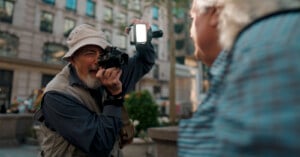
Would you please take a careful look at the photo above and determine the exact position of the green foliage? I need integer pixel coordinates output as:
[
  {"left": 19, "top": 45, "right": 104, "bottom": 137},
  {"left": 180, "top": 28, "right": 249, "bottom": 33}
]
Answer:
[{"left": 124, "top": 90, "right": 159, "bottom": 137}]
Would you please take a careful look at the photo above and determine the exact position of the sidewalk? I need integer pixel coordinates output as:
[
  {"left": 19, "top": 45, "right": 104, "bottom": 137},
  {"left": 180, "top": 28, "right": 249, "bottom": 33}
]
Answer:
[{"left": 0, "top": 144, "right": 39, "bottom": 157}]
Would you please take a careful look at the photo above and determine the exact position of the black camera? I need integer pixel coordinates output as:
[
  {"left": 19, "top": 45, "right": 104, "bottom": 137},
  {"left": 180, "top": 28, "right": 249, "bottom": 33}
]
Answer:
[
  {"left": 98, "top": 46, "right": 129, "bottom": 69},
  {"left": 98, "top": 24, "right": 163, "bottom": 69}
]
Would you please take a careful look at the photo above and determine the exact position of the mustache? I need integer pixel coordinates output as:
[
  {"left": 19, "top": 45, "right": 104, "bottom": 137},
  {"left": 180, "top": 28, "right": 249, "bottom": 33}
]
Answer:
[{"left": 88, "top": 65, "right": 99, "bottom": 72}]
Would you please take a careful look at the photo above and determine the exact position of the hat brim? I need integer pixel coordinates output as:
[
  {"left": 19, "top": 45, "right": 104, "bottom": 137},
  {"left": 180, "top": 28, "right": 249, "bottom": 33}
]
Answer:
[{"left": 62, "top": 37, "right": 111, "bottom": 61}]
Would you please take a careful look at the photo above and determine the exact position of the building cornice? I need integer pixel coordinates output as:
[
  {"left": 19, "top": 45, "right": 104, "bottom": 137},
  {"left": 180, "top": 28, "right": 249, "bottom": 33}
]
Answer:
[{"left": 0, "top": 57, "right": 63, "bottom": 74}]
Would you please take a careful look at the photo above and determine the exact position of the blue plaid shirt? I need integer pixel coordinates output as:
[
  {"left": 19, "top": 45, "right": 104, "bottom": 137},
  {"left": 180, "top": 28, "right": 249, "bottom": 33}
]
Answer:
[
  {"left": 178, "top": 50, "right": 228, "bottom": 157},
  {"left": 214, "top": 9, "right": 300, "bottom": 157}
]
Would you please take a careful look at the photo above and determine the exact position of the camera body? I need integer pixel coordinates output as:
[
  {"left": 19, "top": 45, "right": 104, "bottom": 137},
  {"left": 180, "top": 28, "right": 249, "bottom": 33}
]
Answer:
[{"left": 98, "top": 46, "right": 129, "bottom": 69}]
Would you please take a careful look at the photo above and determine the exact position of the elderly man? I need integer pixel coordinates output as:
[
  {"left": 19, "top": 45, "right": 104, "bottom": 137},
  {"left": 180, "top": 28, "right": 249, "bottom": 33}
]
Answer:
[
  {"left": 178, "top": 0, "right": 225, "bottom": 156},
  {"left": 180, "top": 0, "right": 300, "bottom": 156},
  {"left": 36, "top": 21, "right": 155, "bottom": 157},
  {"left": 214, "top": 0, "right": 300, "bottom": 156}
]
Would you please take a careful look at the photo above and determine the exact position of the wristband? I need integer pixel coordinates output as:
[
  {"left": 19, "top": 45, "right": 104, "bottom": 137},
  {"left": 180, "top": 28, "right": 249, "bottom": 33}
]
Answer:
[
  {"left": 108, "top": 92, "right": 123, "bottom": 99},
  {"left": 103, "top": 98, "right": 124, "bottom": 107},
  {"left": 104, "top": 90, "right": 124, "bottom": 106}
]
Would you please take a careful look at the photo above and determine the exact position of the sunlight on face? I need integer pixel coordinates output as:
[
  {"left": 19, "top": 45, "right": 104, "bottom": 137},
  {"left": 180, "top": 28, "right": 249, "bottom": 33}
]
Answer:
[{"left": 190, "top": 1, "right": 203, "bottom": 61}]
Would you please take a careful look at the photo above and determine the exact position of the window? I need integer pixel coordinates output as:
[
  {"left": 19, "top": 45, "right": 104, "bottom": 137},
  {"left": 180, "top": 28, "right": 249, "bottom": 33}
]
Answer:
[
  {"left": 116, "top": 34, "right": 126, "bottom": 49},
  {"left": 116, "top": 12, "right": 126, "bottom": 29},
  {"left": 0, "top": 69, "right": 13, "bottom": 108},
  {"left": 151, "top": 24, "right": 159, "bottom": 31},
  {"left": 102, "top": 29, "right": 112, "bottom": 43},
  {"left": 41, "top": 74, "right": 54, "bottom": 87},
  {"left": 176, "top": 39, "right": 185, "bottom": 50},
  {"left": 152, "top": 6, "right": 159, "bottom": 20},
  {"left": 86, "top": 0, "right": 95, "bottom": 17},
  {"left": 66, "top": 0, "right": 77, "bottom": 11},
  {"left": 129, "top": 0, "right": 140, "bottom": 11},
  {"left": 42, "top": 0, "right": 55, "bottom": 5},
  {"left": 40, "top": 11, "right": 54, "bottom": 33},
  {"left": 0, "top": 0, "right": 15, "bottom": 23},
  {"left": 173, "top": 7, "right": 185, "bottom": 19},
  {"left": 103, "top": 7, "right": 113, "bottom": 23},
  {"left": 0, "top": 31, "right": 18, "bottom": 57},
  {"left": 153, "top": 64, "right": 159, "bottom": 79},
  {"left": 176, "top": 56, "right": 184, "bottom": 64},
  {"left": 118, "top": 0, "right": 127, "bottom": 8},
  {"left": 174, "top": 23, "right": 184, "bottom": 34},
  {"left": 153, "top": 86, "right": 161, "bottom": 94},
  {"left": 43, "top": 42, "right": 68, "bottom": 64},
  {"left": 64, "top": 18, "right": 75, "bottom": 37},
  {"left": 153, "top": 43, "right": 158, "bottom": 59}
]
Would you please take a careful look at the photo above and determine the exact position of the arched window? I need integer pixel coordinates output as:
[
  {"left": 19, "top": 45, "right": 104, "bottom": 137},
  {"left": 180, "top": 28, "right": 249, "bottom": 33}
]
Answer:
[
  {"left": 43, "top": 42, "right": 68, "bottom": 64},
  {"left": 0, "top": 31, "right": 19, "bottom": 57}
]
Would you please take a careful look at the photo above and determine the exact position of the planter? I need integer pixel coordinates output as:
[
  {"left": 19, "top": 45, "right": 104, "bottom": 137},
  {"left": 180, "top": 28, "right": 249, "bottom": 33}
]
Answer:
[
  {"left": 32, "top": 124, "right": 44, "bottom": 146},
  {"left": 0, "top": 113, "right": 33, "bottom": 147},
  {"left": 148, "top": 126, "right": 178, "bottom": 157}
]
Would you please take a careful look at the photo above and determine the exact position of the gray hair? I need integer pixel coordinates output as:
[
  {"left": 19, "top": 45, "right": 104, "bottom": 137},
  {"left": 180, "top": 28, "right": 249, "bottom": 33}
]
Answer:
[
  {"left": 218, "top": 0, "right": 300, "bottom": 50},
  {"left": 192, "top": 0, "right": 220, "bottom": 15}
]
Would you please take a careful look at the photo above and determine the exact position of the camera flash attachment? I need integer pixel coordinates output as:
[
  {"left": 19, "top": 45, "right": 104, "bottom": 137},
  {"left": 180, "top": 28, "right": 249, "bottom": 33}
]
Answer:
[{"left": 130, "top": 24, "right": 148, "bottom": 45}]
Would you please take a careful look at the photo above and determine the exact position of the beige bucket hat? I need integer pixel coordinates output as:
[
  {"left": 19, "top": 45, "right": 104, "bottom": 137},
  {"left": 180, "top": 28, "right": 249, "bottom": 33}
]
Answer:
[{"left": 63, "top": 24, "right": 111, "bottom": 60}]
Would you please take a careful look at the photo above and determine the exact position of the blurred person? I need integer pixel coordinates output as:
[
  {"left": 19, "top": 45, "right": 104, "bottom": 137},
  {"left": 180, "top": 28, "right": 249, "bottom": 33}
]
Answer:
[
  {"left": 35, "top": 20, "right": 155, "bottom": 157},
  {"left": 9, "top": 96, "right": 20, "bottom": 113},
  {"left": 212, "top": 0, "right": 300, "bottom": 156},
  {"left": 178, "top": 0, "right": 226, "bottom": 156}
]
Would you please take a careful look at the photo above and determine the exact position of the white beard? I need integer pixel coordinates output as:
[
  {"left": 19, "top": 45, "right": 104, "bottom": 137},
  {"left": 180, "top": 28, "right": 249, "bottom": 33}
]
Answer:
[{"left": 83, "top": 74, "right": 101, "bottom": 89}]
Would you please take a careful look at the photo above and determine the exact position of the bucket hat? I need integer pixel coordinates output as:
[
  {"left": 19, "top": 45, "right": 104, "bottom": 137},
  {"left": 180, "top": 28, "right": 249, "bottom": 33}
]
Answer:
[{"left": 63, "top": 24, "right": 111, "bottom": 60}]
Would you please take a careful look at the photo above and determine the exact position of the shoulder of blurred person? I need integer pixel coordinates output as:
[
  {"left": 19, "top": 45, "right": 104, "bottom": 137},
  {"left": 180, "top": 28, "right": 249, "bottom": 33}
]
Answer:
[{"left": 214, "top": 0, "right": 300, "bottom": 156}]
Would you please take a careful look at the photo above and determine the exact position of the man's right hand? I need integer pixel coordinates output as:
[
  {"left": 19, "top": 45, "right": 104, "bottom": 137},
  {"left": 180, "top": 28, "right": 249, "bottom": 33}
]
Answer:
[{"left": 96, "top": 67, "right": 122, "bottom": 95}]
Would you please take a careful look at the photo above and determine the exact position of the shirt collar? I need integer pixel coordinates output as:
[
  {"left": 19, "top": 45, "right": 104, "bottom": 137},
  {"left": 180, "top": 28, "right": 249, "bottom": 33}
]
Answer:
[{"left": 209, "top": 50, "right": 228, "bottom": 79}]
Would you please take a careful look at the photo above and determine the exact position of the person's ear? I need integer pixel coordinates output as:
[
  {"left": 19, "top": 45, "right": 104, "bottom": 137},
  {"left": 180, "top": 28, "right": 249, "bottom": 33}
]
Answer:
[{"left": 69, "top": 56, "right": 75, "bottom": 65}]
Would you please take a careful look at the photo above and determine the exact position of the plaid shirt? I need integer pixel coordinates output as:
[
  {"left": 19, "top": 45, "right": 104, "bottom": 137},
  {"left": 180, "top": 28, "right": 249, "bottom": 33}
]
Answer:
[
  {"left": 215, "top": 9, "right": 300, "bottom": 157},
  {"left": 178, "top": 50, "right": 228, "bottom": 157}
]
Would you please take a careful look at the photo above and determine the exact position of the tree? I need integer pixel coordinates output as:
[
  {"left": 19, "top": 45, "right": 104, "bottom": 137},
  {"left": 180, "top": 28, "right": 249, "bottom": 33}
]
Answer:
[{"left": 124, "top": 90, "right": 159, "bottom": 137}]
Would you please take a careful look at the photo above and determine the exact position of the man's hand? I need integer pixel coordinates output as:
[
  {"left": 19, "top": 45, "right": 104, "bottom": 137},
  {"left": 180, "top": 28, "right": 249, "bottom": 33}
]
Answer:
[{"left": 96, "top": 67, "right": 122, "bottom": 95}]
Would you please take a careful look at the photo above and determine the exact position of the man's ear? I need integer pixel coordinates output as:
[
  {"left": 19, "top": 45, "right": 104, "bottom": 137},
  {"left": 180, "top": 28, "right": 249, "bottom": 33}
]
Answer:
[
  {"left": 69, "top": 57, "right": 75, "bottom": 65},
  {"left": 209, "top": 7, "right": 219, "bottom": 27}
]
